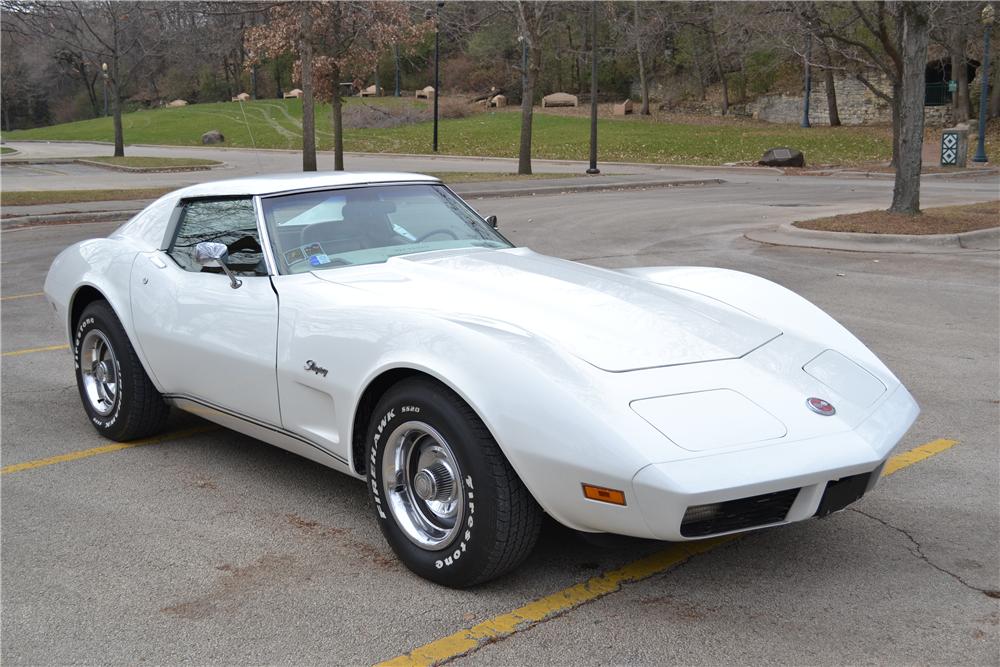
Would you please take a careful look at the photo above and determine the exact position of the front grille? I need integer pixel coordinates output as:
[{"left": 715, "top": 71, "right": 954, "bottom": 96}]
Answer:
[{"left": 680, "top": 488, "right": 800, "bottom": 537}]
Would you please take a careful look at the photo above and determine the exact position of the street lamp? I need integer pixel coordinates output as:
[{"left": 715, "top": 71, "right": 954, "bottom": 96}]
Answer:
[
  {"left": 586, "top": 0, "right": 599, "bottom": 175},
  {"left": 101, "top": 62, "right": 109, "bottom": 117},
  {"left": 973, "top": 4, "right": 994, "bottom": 163}
]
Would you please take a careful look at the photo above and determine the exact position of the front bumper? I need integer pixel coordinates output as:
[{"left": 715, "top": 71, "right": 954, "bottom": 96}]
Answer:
[{"left": 625, "top": 383, "right": 919, "bottom": 541}]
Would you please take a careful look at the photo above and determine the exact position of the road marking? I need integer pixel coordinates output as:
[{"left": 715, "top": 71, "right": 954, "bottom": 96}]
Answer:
[
  {"left": 881, "top": 438, "right": 959, "bottom": 476},
  {"left": 1, "top": 343, "right": 69, "bottom": 357},
  {"left": 0, "top": 291, "right": 45, "bottom": 301},
  {"left": 0, "top": 426, "right": 216, "bottom": 475},
  {"left": 377, "top": 437, "right": 960, "bottom": 667}
]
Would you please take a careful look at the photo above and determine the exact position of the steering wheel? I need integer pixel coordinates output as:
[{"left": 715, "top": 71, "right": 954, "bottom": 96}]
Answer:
[{"left": 415, "top": 228, "right": 459, "bottom": 243}]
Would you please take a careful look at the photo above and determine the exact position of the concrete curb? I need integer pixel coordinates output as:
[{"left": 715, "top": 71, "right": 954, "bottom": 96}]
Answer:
[
  {"left": 454, "top": 178, "right": 724, "bottom": 199},
  {"left": 745, "top": 221, "right": 1000, "bottom": 253},
  {"left": 1, "top": 177, "right": 724, "bottom": 228},
  {"left": 3, "top": 156, "right": 220, "bottom": 173}
]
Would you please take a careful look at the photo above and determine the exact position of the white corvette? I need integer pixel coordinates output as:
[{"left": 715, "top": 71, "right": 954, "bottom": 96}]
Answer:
[{"left": 45, "top": 172, "right": 919, "bottom": 587}]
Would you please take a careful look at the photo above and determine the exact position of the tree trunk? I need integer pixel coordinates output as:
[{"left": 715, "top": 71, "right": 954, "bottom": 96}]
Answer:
[
  {"left": 300, "top": 10, "right": 316, "bottom": 172},
  {"left": 890, "top": 3, "right": 930, "bottom": 215},
  {"left": 332, "top": 63, "right": 344, "bottom": 171},
  {"left": 953, "top": 26, "right": 969, "bottom": 122},
  {"left": 518, "top": 51, "right": 536, "bottom": 175},
  {"left": 821, "top": 41, "right": 841, "bottom": 126},
  {"left": 709, "top": 30, "right": 728, "bottom": 115},
  {"left": 635, "top": 1, "right": 649, "bottom": 115},
  {"left": 111, "top": 55, "right": 124, "bottom": 157}
]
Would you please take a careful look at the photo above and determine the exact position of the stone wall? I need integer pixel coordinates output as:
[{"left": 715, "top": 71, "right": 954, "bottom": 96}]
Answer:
[{"left": 740, "top": 73, "right": 964, "bottom": 127}]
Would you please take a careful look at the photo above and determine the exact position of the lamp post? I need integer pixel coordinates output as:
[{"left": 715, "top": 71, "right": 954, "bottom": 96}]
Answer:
[
  {"left": 801, "top": 31, "right": 812, "bottom": 128},
  {"left": 586, "top": 0, "right": 600, "bottom": 174},
  {"left": 973, "top": 4, "right": 994, "bottom": 163},
  {"left": 102, "top": 62, "right": 109, "bottom": 117}
]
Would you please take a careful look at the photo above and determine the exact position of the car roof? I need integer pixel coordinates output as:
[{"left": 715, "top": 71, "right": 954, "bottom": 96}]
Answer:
[{"left": 172, "top": 171, "right": 441, "bottom": 198}]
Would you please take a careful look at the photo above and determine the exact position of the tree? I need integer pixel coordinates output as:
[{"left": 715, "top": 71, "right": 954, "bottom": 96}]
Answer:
[
  {"left": 804, "top": 1, "right": 936, "bottom": 214},
  {"left": 247, "top": 1, "right": 426, "bottom": 171},
  {"left": 511, "top": 0, "right": 551, "bottom": 175},
  {"left": 3, "top": 1, "right": 163, "bottom": 156}
]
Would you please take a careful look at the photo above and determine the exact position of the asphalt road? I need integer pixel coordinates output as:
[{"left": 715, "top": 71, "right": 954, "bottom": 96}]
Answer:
[{"left": 2, "top": 175, "right": 998, "bottom": 665}]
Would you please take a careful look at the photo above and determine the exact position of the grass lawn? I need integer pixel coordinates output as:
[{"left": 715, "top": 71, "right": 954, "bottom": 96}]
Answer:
[
  {"left": 794, "top": 200, "right": 1000, "bottom": 234},
  {"left": 3, "top": 98, "right": 897, "bottom": 166},
  {"left": 0, "top": 172, "right": 574, "bottom": 207},
  {"left": 0, "top": 146, "right": 15, "bottom": 155},
  {"left": 80, "top": 155, "right": 220, "bottom": 169}
]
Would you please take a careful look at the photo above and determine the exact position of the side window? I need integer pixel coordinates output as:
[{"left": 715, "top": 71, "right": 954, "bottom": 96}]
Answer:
[{"left": 167, "top": 198, "right": 265, "bottom": 276}]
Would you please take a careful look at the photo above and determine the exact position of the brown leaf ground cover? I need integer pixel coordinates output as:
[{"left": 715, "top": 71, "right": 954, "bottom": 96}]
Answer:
[{"left": 794, "top": 200, "right": 999, "bottom": 235}]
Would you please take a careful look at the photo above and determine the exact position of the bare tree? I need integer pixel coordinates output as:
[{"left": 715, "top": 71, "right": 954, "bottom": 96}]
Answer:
[
  {"left": 801, "top": 1, "right": 936, "bottom": 214},
  {"left": 512, "top": 0, "right": 550, "bottom": 175},
  {"left": 3, "top": 1, "right": 164, "bottom": 156}
]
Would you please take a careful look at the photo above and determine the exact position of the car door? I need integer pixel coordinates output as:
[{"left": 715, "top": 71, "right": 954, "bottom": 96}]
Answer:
[{"left": 130, "top": 197, "right": 281, "bottom": 425}]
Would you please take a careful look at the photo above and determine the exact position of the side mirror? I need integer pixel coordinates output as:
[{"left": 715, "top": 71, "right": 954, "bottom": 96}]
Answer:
[
  {"left": 195, "top": 241, "right": 242, "bottom": 289},
  {"left": 485, "top": 215, "right": 498, "bottom": 228}
]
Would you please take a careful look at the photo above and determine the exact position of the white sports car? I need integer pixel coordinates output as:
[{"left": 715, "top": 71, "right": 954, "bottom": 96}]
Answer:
[{"left": 45, "top": 172, "right": 919, "bottom": 587}]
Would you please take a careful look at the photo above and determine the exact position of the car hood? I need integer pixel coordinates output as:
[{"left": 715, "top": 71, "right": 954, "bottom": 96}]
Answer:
[{"left": 315, "top": 248, "right": 781, "bottom": 372}]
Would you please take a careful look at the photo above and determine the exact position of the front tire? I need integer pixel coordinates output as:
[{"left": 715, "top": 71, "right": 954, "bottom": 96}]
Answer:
[
  {"left": 367, "top": 378, "right": 541, "bottom": 587},
  {"left": 73, "top": 301, "right": 169, "bottom": 441}
]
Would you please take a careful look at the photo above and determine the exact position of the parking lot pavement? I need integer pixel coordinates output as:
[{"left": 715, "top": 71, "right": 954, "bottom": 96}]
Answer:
[{"left": 2, "top": 181, "right": 998, "bottom": 664}]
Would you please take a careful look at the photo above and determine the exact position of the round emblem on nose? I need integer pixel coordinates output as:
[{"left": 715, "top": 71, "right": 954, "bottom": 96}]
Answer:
[{"left": 806, "top": 397, "right": 836, "bottom": 416}]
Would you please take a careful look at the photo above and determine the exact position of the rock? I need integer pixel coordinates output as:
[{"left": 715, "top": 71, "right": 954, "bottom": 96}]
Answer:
[
  {"left": 283, "top": 88, "right": 303, "bottom": 99},
  {"left": 542, "top": 92, "right": 578, "bottom": 108},
  {"left": 759, "top": 147, "right": 805, "bottom": 167},
  {"left": 166, "top": 99, "right": 188, "bottom": 108},
  {"left": 201, "top": 130, "right": 225, "bottom": 145},
  {"left": 490, "top": 94, "right": 507, "bottom": 108},
  {"left": 415, "top": 86, "right": 435, "bottom": 100}
]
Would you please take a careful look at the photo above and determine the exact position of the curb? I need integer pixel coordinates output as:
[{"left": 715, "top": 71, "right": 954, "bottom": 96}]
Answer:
[
  {"left": 3, "top": 156, "right": 220, "bottom": 173},
  {"left": 745, "top": 222, "right": 1000, "bottom": 253},
  {"left": 1, "top": 177, "right": 724, "bottom": 228},
  {"left": 454, "top": 178, "right": 724, "bottom": 199}
]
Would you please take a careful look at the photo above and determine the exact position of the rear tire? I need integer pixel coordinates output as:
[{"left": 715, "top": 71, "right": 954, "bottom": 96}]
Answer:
[
  {"left": 74, "top": 301, "right": 169, "bottom": 441},
  {"left": 367, "top": 378, "right": 541, "bottom": 587}
]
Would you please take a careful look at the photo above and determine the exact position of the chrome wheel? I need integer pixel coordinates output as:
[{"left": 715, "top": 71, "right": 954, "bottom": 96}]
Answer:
[
  {"left": 80, "top": 330, "right": 119, "bottom": 416},
  {"left": 381, "top": 421, "right": 463, "bottom": 549}
]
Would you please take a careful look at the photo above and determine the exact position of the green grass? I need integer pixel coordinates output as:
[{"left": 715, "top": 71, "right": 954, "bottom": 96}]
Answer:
[
  {"left": 3, "top": 98, "right": 895, "bottom": 165},
  {"left": 0, "top": 146, "right": 15, "bottom": 155},
  {"left": 80, "top": 155, "right": 219, "bottom": 168}
]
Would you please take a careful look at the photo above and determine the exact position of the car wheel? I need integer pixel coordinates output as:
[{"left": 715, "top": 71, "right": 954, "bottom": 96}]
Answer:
[
  {"left": 74, "top": 301, "right": 169, "bottom": 441},
  {"left": 367, "top": 377, "right": 542, "bottom": 587}
]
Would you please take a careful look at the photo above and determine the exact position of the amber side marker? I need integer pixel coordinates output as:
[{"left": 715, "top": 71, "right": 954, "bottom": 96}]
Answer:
[{"left": 582, "top": 483, "right": 627, "bottom": 506}]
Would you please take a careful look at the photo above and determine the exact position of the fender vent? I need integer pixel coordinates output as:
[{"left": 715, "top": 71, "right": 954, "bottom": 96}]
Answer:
[{"left": 680, "top": 488, "right": 800, "bottom": 537}]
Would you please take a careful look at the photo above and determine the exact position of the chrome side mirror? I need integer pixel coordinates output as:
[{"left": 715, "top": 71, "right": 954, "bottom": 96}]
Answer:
[
  {"left": 485, "top": 215, "right": 498, "bottom": 228},
  {"left": 195, "top": 241, "right": 242, "bottom": 289}
]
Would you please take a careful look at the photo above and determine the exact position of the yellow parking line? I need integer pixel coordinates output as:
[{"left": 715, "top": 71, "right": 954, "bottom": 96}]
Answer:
[
  {"left": 0, "top": 291, "right": 45, "bottom": 301},
  {"left": 0, "top": 426, "right": 216, "bottom": 475},
  {"left": 376, "top": 437, "right": 960, "bottom": 667},
  {"left": 1, "top": 343, "right": 69, "bottom": 357},
  {"left": 881, "top": 438, "right": 959, "bottom": 476}
]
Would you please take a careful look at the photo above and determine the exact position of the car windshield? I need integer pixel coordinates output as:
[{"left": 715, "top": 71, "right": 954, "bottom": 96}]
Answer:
[{"left": 260, "top": 183, "right": 510, "bottom": 274}]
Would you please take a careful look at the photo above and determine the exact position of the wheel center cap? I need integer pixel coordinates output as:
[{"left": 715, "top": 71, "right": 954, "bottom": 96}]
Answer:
[
  {"left": 95, "top": 362, "right": 108, "bottom": 382},
  {"left": 413, "top": 469, "right": 437, "bottom": 501}
]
